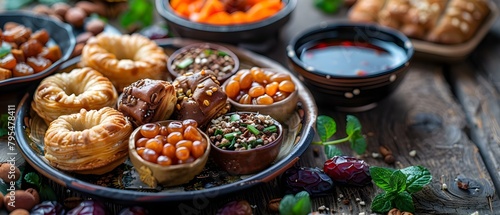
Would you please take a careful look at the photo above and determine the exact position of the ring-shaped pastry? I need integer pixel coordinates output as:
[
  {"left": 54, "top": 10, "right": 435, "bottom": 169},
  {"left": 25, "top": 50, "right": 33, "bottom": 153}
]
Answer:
[
  {"left": 81, "top": 33, "right": 168, "bottom": 92},
  {"left": 44, "top": 107, "right": 132, "bottom": 175},
  {"left": 31, "top": 67, "right": 118, "bottom": 124}
]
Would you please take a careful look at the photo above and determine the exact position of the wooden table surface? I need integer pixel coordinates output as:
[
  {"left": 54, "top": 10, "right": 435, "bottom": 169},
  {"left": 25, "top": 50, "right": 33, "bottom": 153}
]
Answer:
[{"left": 2, "top": 0, "right": 500, "bottom": 214}]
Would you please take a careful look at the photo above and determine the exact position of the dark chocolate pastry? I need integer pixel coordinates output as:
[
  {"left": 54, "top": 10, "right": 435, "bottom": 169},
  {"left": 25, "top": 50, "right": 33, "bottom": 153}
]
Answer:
[
  {"left": 118, "top": 79, "right": 177, "bottom": 127},
  {"left": 172, "top": 70, "right": 230, "bottom": 127}
]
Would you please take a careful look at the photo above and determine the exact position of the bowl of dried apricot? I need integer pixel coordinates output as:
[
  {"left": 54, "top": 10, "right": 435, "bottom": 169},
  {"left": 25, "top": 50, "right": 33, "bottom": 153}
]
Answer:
[
  {"left": 222, "top": 67, "right": 298, "bottom": 123},
  {"left": 0, "top": 11, "right": 75, "bottom": 91},
  {"left": 155, "top": 0, "right": 297, "bottom": 43},
  {"left": 206, "top": 112, "right": 283, "bottom": 175},
  {"left": 128, "top": 119, "right": 211, "bottom": 187}
]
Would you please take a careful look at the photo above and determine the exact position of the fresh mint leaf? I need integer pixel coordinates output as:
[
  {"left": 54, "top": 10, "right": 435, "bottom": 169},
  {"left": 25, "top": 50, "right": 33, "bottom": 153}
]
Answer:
[
  {"left": 350, "top": 130, "right": 367, "bottom": 155},
  {"left": 280, "top": 191, "right": 311, "bottom": 215},
  {"left": 279, "top": 195, "right": 295, "bottom": 215},
  {"left": 292, "top": 192, "right": 311, "bottom": 215},
  {"left": 316, "top": 115, "right": 336, "bottom": 142},
  {"left": 345, "top": 115, "right": 361, "bottom": 136},
  {"left": 324, "top": 145, "right": 342, "bottom": 158},
  {"left": 401, "top": 166, "right": 432, "bottom": 193},
  {"left": 39, "top": 185, "right": 57, "bottom": 201},
  {"left": 390, "top": 170, "right": 407, "bottom": 193},
  {"left": 370, "top": 166, "right": 396, "bottom": 192},
  {"left": 371, "top": 192, "right": 393, "bottom": 213},
  {"left": 24, "top": 172, "right": 41, "bottom": 187},
  {"left": 394, "top": 191, "right": 415, "bottom": 213}
]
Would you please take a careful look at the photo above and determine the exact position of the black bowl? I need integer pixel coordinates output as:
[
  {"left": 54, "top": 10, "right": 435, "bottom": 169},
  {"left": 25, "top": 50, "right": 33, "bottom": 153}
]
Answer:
[
  {"left": 0, "top": 11, "right": 75, "bottom": 92},
  {"left": 155, "top": 0, "right": 297, "bottom": 44},
  {"left": 287, "top": 22, "right": 414, "bottom": 111}
]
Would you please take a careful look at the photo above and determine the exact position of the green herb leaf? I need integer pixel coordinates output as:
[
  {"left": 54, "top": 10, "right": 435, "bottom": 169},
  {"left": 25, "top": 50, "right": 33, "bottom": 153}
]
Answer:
[
  {"left": 345, "top": 115, "right": 361, "bottom": 136},
  {"left": 394, "top": 191, "right": 415, "bottom": 213},
  {"left": 401, "top": 165, "right": 432, "bottom": 193},
  {"left": 370, "top": 166, "right": 396, "bottom": 192},
  {"left": 24, "top": 172, "right": 41, "bottom": 187},
  {"left": 316, "top": 115, "right": 336, "bottom": 142},
  {"left": 279, "top": 195, "right": 296, "bottom": 215},
  {"left": 280, "top": 191, "right": 311, "bottom": 215},
  {"left": 0, "top": 43, "right": 12, "bottom": 58},
  {"left": 39, "top": 185, "right": 57, "bottom": 201},
  {"left": 324, "top": 145, "right": 342, "bottom": 158},
  {"left": 349, "top": 130, "right": 367, "bottom": 155},
  {"left": 292, "top": 193, "right": 311, "bottom": 215},
  {"left": 370, "top": 192, "right": 393, "bottom": 213},
  {"left": 390, "top": 170, "right": 407, "bottom": 193}
]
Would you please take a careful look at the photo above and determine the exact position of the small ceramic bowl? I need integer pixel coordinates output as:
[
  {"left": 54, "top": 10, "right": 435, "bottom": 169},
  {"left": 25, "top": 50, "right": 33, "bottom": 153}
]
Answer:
[
  {"left": 287, "top": 22, "right": 414, "bottom": 111},
  {"left": 0, "top": 11, "right": 75, "bottom": 92},
  {"left": 155, "top": 0, "right": 297, "bottom": 44},
  {"left": 167, "top": 42, "right": 240, "bottom": 83},
  {"left": 206, "top": 112, "right": 284, "bottom": 175},
  {"left": 222, "top": 68, "right": 298, "bottom": 123},
  {"left": 128, "top": 120, "right": 211, "bottom": 187}
]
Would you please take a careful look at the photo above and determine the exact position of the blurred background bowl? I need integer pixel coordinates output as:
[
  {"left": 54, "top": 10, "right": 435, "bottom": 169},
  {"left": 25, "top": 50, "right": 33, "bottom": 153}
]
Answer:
[
  {"left": 287, "top": 22, "right": 414, "bottom": 111},
  {"left": 156, "top": 0, "right": 297, "bottom": 45},
  {"left": 0, "top": 11, "right": 75, "bottom": 92}
]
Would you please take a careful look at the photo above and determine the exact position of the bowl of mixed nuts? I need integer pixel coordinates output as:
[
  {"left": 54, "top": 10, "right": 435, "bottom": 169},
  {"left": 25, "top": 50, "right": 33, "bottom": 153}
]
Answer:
[
  {"left": 167, "top": 42, "right": 239, "bottom": 84},
  {"left": 206, "top": 112, "right": 283, "bottom": 175},
  {"left": 222, "top": 67, "right": 298, "bottom": 123}
]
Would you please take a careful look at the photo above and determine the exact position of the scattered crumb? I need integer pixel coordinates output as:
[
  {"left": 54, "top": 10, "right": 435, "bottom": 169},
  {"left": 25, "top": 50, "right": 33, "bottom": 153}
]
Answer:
[
  {"left": 359, "top": 201, "right": 366, "bottom": 206},
  {"left": 409, "top": 150, "right": 417, "bottom": 157},
  {"left": 470, "top": 211, "right": 479, "bottom": 215},
  {"left": 339, "top": 194, "right": 344, "bottom": 198},
  {"left": 359, "top": 212, "right": 366, "bottom": 215},
  {"left": 371, "top": 152, "right": 381, "bottom": 158},
  {"left": 442, "top": 183, "right": 448, "bottom": 190},
  {"left": 355, "top": 198, "right": 361, "bottom": 202}
]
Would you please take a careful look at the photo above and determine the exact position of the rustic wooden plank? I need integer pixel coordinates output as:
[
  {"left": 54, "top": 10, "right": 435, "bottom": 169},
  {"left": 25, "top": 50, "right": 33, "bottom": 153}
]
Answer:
[
  {"left": 315, "top": 61, "right": 500, "bottom": 214},
  {"left": 448, "top": 61, "right": 500, "bottom": 199}
]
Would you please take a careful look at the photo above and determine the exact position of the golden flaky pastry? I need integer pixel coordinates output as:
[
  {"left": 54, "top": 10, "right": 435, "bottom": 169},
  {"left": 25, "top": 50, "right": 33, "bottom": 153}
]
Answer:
[
  {"left": 81, "top": 33, "right": 168, "bottom": 92},
  {"left": 44, "top": 107, "right": 132, "bottom": 175},
  {"left": 31, "top": 67, "right": 118, "bottom": 125}
]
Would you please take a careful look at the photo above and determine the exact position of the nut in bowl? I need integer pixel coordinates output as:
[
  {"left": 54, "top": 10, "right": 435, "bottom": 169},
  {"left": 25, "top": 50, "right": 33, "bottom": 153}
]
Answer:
[
  {"left": 206, "top": 112, "right": 283, "bottom": 175},
  {"left": 128, "top": 120, "right": 211, "bottom": 187},
  {"left": 222, "top": 67, "right": 298, "bottom": 123},
  {"left": 287, "top": 22, "right": 414, "bottom": 111},
  {"left": 167, "top": 42, "right": 239, "bottom": 83}
]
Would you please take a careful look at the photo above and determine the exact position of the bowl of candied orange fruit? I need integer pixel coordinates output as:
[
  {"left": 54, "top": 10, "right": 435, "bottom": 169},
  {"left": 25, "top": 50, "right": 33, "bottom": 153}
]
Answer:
[
  {"left": 128, "top": 119, "right": 211, "bottom": 187},
  {"left": 222, "top": 67, "right": 298, "bottom": 123},
  {"left": 155, "top": 0, "right": 297, "bottom": 43},
  {"left": 0, "top": 11, "right": 75, "bottom": 91}
]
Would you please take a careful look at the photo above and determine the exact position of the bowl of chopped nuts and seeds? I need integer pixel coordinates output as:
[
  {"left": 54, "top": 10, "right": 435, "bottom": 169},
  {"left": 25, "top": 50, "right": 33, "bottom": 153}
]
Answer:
[
  {"left": 167, "top": 42, "right": 239, "bottom": 84},
  {"left": 222, "top": 67, "right": 299, "bottom": 123},
  {"left": 206, "top": 112, "right": 283, "bottom": 175}
]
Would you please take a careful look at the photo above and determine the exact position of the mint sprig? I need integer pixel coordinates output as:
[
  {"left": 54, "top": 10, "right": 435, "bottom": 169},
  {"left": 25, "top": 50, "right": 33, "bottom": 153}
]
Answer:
[
  {"left": 24, "top": 172, "right": 57, "bottom": 201},
  {"left": 370, "top": 166, "right": 432, "bottom": 213},
  {"left": 279, "top": 191, "right": 311, "bottom": 215},
  {"left": 313, "top": 115, "right": 367, "bottom": 155}
]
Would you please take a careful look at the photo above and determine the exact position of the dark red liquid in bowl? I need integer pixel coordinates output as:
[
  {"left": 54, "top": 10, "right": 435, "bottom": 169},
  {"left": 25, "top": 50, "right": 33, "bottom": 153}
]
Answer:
[{"left": 299, "top": 40, "right": 406, "bottom": 77}]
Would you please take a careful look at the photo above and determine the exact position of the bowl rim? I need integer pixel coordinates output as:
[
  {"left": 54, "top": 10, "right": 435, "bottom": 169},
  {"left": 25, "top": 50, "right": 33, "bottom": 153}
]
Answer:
[
  {"left": 155, "top": 0, "right": 298, "bottom": 32},
  {"left": 287, "top": 22, "right": 414, "bottom": 80},
  {"left": 222, "top": 67, "right": 298, "bottom": 108},
  {"left": 128, "top": 120, "right": 212, "bottom": 171},
  {"left": 207, "top": 111, "right": 284, "bottom": 154},
  {"left": 167, "top": 42, "right": 240, "bottom": 82},
  {"left": 0, "top": 11, "right": 75, "bottom": 87}
]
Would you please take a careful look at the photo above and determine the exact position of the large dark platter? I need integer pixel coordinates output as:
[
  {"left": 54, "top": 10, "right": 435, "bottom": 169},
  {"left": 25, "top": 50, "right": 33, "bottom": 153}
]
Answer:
[
  {"left": 0, "top": 11, "right": 75, "bottom": 91},
  {"left": 15, "top": 38, "right": 317, "bottom": 204}
]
